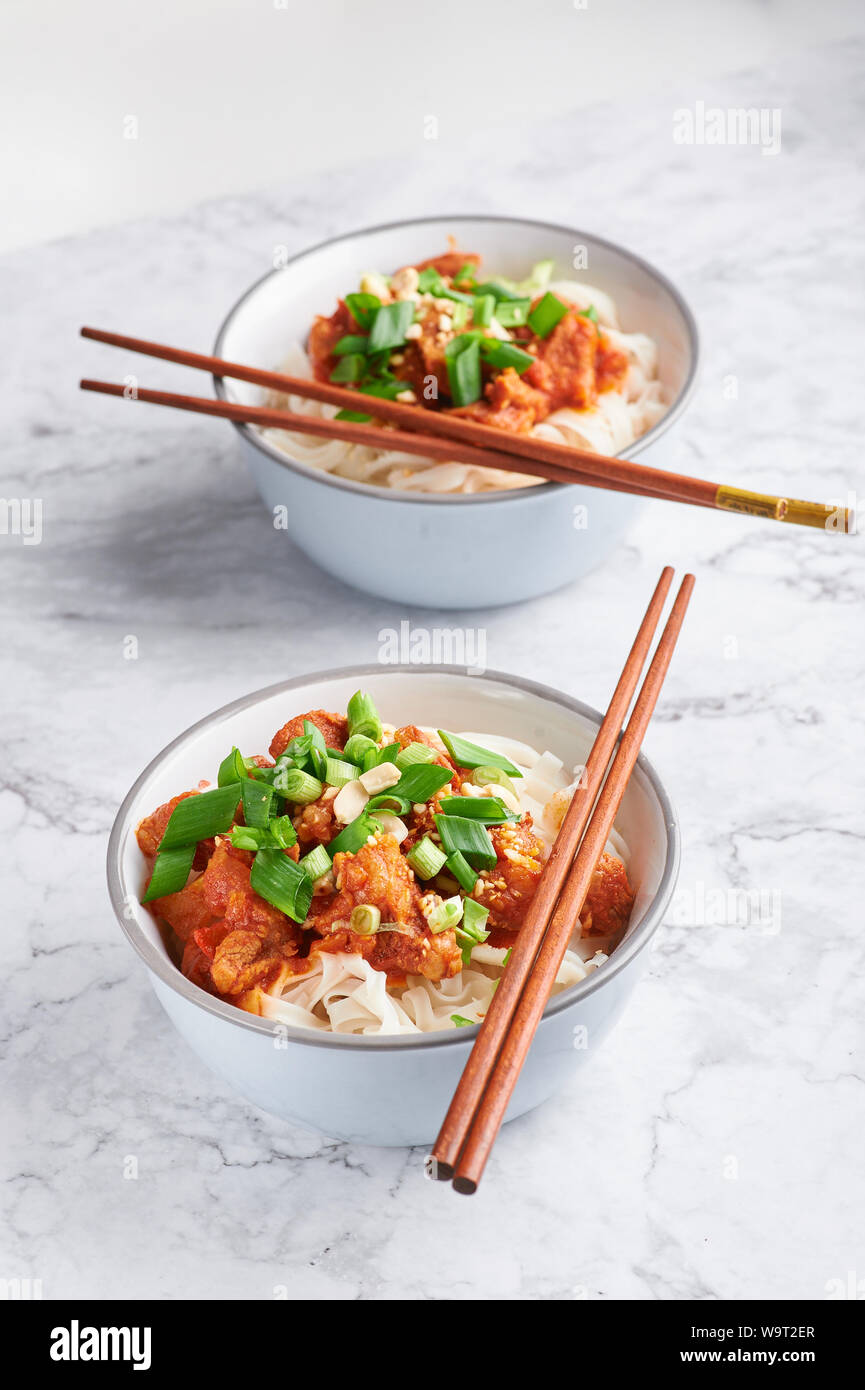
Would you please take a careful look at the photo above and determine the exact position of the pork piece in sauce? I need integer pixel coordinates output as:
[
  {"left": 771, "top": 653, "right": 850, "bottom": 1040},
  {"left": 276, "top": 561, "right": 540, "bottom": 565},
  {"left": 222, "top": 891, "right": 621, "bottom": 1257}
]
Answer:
[
  {"left": 579, "top": 852, "right": 635, "bottom": 938},
  {"left": 309, "top": 834, "right": 461, "bottom": 982}
]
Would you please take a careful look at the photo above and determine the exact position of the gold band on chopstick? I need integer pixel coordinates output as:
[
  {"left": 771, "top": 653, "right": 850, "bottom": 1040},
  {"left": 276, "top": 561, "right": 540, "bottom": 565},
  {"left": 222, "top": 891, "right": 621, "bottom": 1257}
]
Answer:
[
  {"left": 780, "top": 496, "right": 855, "bottom": 533},
  {"left": 715, "top": 486, "right": 855, "bottom": 533},
  {"left": 714, "top": 486, "right": 787, "bottom": 520}
]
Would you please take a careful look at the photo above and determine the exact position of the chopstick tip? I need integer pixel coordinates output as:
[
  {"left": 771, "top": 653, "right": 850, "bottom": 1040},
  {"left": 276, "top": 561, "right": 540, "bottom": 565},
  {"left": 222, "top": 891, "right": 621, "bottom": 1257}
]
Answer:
[{"left": 452, "top": 1175, "right": 478, "bottom": 1196}]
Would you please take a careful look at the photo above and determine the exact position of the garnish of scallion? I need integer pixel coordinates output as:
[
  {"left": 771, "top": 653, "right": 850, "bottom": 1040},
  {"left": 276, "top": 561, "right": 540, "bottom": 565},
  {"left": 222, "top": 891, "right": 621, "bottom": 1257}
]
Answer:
[
  {"left": 346, "top": 690, "right": 384, "bottom": 743},
  {"left": 434, "top": 815, "right": 497, "bottom": 870},
  {"left": 159, "top": 783, "right": 241, "bottom": 851},
  {"left": 367, "top": 300, "right": 414, "bottom": 353},
  {"left": 444, "top": 333, "right": 482, "bottom": 407},
  {"left": 406, "top": 836, "right": 447, "bottom": 880},
  {"left": 142, "top": 844, "right": 196, "bottom": 903},
  {"left": 249, "top": 849, "right": 312, "bottom": 924},
  {"left": 527, "top": 291, "right": 569, "bottom": 339},
  {"left": 437, "top": 732, "right": 522, "bottom": 776}
]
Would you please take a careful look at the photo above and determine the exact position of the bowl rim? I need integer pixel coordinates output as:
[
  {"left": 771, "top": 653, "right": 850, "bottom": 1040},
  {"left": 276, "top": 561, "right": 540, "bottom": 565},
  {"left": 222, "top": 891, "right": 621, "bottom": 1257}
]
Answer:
[
  {"left": 212, "top": 212, "right": 701, "bottom": 506},
  {"left": 107, "top": 663, "right": 680, "bottom": 1051}
]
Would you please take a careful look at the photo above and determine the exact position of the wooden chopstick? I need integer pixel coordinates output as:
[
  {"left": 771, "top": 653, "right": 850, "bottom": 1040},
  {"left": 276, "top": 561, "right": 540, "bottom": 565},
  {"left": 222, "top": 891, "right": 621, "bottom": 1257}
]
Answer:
[
  {"left": 79, "top": 326, "right": 852, "bottom": 531},
  {"left": 428, "top": 564, "right": 674, "bottom": 1182},
  {"left": 78, "top": 379, "right": 687, "bottom": 503},
  {"left": 447, "top": 572, "right": 695, "bottom": 1195}
]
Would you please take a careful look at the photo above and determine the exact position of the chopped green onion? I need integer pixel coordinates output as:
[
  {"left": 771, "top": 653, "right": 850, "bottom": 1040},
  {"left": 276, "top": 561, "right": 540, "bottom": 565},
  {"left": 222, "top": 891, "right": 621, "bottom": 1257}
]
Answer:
[
  {"left": 417, "top": 267, "right": 442, "bottom": 293},
  {"left": 471, "top": 765, "right": 519, "bottom": 797},
  {"left": 434, "top": 815, "right": 496, "bottom": 870},
  {"left": 229, "top": 825, "right": 270, "bottom": 852},
  {"left": 451, "top": 302, "right": 470, "bottom": 330},
  {"left": 280, "top": 733, "right": 314, "bottom": 766},
  {"left": 386, "top": 762, "right": 453, "bottom": 805},
  {"left": 342, "top": 733, "right": 378, "bottom": 765},
  {"left": 159, "top": 783, "right": 241, "bottom": 851},
  {"left": 473, "top": 280, "right": 525, "bottom": 302},
  {"left": 324, "top": 756, "right": 360, "bottom": 789},
  {"left": 445, "top": 334, "right": 482, "bottom": 407},
  {"left": 268, "top": 814, "right": 298, "bottom": 849},
  {"left": 437, "top": 731, "right": 522, "bottom": 776},
  {"left": 328, "top": 809, "right": 382, "bottom": 858},
  {"left": 580, "top": 303, "right": 599, "bottom": 323},
  {"left": 350, "top": 904, "right": 381, "bottom": 936},
  {"left": 303, "top": 721, "right": 328, "bottom": 780},
  {"left": 366, "top": 791, "right": 412, "bottom": 817},
  {"left": 426, "top": 895, "right": 464, "bottom": 934},
  {"left": 472, "top": 293, "right": 495, "bottom": 327},
  {"left": 362, "top": 741, "right": 400, "bottom": 772},
  {"left": 273, "top": 767, "right": 323, "bottom": 804},
  {"left": 367, "top": 300, "right": 414, "bottom": 353},
  {"left": 462, "top": 898, "right": 490, "bottom": 937},
  {"left": 250, "top": 849, "right": 312, "bottom": 924},
  {"left": 299, "top": 843, "right": 332, "bottom": 881},
  {"left": 451, "top": 1014, "right": 475, "bottom": 1027},
  {"left": 241, "top": 778, "right": 274, "bottom": 829},
  {"left": 332, "top": 333, "right": 369, "bottom": 356},
  {"left": 480, "top": 339, "right": 535, "bottom": 374},
  {"left": 330, "top": 353, "right": 366, "bottom": 384},
  {"left": 345, "top": 291, "right": 381, "bottom": 330},
  {"left": 357, "top": 378, "right": 408, "bottom": 402},
  {"left": 454, "top": 262, "right": 477, "bottom": 286},
  {"left": 437, "top": 796, "right": 514, "bottom": 824},
  {"left": 502, "top": 947, "right": 512, "bottom": 966},
  {"left": 395, "top": 741, "right": 435, "bottom": 770},
  {"left": 347, "top": 689, "right": 383, "bottom": 743},
  {"left": 528, "top": 291, "right": 569, "bottom": 339},
  {"left": 217, "top": 747, "right": 246, "bottom": 787},
  {"left": 142, "top": 844, "right": 195, "bottom": 902},
  {"left": 335, "top": 407, "right": 373, "bottom": 423},
  {"left": 406, "top": 835, "right": 447, "bottom": 880},
  {"left": 493, "top": 298, "right": 531, "bottom": 328},
  {"left": 445, "top": 849, "right": 478, "bottom": 893},
  {"left": 456, "top": 899, "right": 490, "bottom": 966}
]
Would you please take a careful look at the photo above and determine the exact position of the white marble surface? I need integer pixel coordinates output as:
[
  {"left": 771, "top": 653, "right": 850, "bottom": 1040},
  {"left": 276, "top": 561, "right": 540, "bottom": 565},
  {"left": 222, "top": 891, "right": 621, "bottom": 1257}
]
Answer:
[{"left": 2, "top": 41, "right": 864, "bottom": 1301}]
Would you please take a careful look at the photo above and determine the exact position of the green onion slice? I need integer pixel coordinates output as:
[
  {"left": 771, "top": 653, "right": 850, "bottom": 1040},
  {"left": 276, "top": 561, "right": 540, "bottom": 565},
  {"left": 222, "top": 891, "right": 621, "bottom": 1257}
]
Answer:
[
  {"left": 332, "top": 333, "right": 369, "bottom": 356},
  {"left": 159, "top": 783, "right": 241, "bottom": 851},
  {"left": 462, "top": 898, "right": 490, "bottom": 937},
  {"left": 480, "top": 340, "right": 535, "bottom": 374},
  {"left": 241, "top": 778, "right": 275, "bottom": 830},
  {"left": 362, "top": 741, "right": 400, "bottom": 772},
  {"left": 141, "top": 844, "right": 196, "bottom": 903},
  {"left": 451, "top": 1014, "right": 475, "bottom": 1027},
  {"left": 437, "top": 796, "right": 515, "bottom": 823},
  {"left": 347, "top": 689, "right": 384, "bottom": 743},
  {"left": 343, "top": 733, "right": 378, "bottom": 765},
  {"left": 454, "top": 262, "right": 477, "bottom": 286},
  {"left": 217, "top": 747, "right": 246, "bottom": 787},
  {"left": 472, "top": 293, "right": 495, "bottom": 327},
  {"left": 434, "top": 815, "right": 496, "bottom": 870},
  {"left": 395, "top": 741, "right": 435, "bottom": 770},
  {"left": 324, "top": 756, "right": 360, "bottom": 789},
  {"left": 345, "top": 292, "right": 381, "bottom": 330},
  {"left": 330, "top": 353, "right": 366, "bottom": 384},
  {"left": 427, "top": 895, "right": 464, "bottom": 934},
  {"left": 580, "top": 304, "right": 599, "bottom": 323},
  {"left": 335, "top": 407, "right": 373, "bottom": 423},
  {"left": 250, "top": 849, "right": 312, "bottom": 924},
  {"left": 350, "top": 904, "right": 381, "bottom": 936},
  {"left": 471, "top": 765, "right": 519, "bottom": 797},
  {"left": 303, "top": 721, "right": 328, "bottom": 780},
  {"left": 444, "top": 849, "right": 478, "bottom": 893},
  {"left": 473, "top": 280, "right": 525, "bottom": 302},
  {"left": 328, "top": 810, "right": 382, "bottom": 858},
  {"left": 367, "top": 300, "right": 414, "bottom": 353},
  {"left": 406, "top": 836, "right": 447, "bottom": 880},
  {"left": 385, "top": 762, "right": 452, "bottom": 805},
  {"left": 528, "top": 291, "right": 569, "bottom": 339},
  {"left": 273, "top": 767, "right": 323, "bottom": 804},
  {"left": 445, "top": 334, "right": 482, "bottom": 407},
  {"left": 299, "top": 843, "right": 332, "bottom": 881},
  {"left": 493, "top": 298, "right": 531, "bottom": 328},
  {"left": 437, "top": 731, "right": 522, "bottom": 776}
]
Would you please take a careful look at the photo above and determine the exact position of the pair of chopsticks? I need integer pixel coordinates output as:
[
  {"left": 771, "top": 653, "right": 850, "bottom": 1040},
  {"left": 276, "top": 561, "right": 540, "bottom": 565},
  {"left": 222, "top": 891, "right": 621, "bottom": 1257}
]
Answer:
[
  {"left": 429, "top": 564, "right": 692, "bottom": 1193},
  {"left": 79, "top": 327, "right": 852, "bottom": 530}
]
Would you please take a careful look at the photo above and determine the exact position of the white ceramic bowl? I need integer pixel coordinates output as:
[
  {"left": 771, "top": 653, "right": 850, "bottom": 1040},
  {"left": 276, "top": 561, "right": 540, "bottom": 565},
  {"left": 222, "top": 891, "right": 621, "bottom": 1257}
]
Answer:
[
  {"left": 107, "top": 665, "right": 680, "bottom": 1147},
  {"left": 214, "top": 216, "right": 699, "bottom": 608}
]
